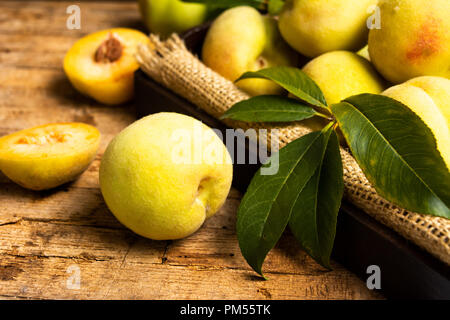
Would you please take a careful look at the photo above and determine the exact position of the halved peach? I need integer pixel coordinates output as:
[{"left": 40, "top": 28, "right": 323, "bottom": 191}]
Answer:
[
  {"left": 0, "top": 123, "right": 100, "bottom": 190},
  {"left": 64, "top": 28, "right": 151, "bottom": 105}
]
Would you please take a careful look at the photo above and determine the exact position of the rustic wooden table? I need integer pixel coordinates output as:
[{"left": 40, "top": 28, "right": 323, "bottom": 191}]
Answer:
[{"left": 0, "top": 1, "right": 382, "bottom": 300}]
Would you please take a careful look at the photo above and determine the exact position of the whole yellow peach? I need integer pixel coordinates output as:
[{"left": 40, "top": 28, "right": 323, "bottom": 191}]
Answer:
[
  {"left": 382, "top": 76, "right": 450, "bottom": 168},
  {"left": 99, "top": 113, "right": 233, "bottom": 240},
  {"left": 369, "top": 0, "right": 450, "bottom": 83},
  {"left": 202, "top": 6, "right": 298, "bottom": 96},
  {"left": 279, "top": 0, "right": 378, "bottom": 58},
  {"left": 302, "top": 51, "right": 386, "bottom": 105}
]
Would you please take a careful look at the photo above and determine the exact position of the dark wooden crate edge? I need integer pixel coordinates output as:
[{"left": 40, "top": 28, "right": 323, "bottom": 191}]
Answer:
[{"left": 134, "top": 26, "right": 450, "bottom": 300}]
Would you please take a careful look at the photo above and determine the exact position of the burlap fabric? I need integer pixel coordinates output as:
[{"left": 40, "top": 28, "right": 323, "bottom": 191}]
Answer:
[{"left": 136, "top": 34, "right": 450, "bottom": 265}]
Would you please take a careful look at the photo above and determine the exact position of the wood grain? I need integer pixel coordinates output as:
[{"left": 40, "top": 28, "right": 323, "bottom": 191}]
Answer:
[{"left": 0, "top": 1, "right": 382, "bottom": 300}]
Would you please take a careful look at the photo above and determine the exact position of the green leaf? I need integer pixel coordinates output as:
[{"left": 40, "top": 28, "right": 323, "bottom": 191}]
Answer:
[
  {"left": 268, "top": 0, "right": 285, "bottom": 15},
  {"left": 236, "top": 67, "right": 328, "bottom": 108},
  {"left": 331, "top": 94, "right": 450, "bottom": 218},
  {"left": 237, "top": 128, "right": 333, "bottom": 277},
  {"left": 288, "top": 129, "right": 343, "bottom": 269},
  {"left": 181, "top": 0, "right": 266, "bottom": 10},
  {"left": 221, "top": 95, "right": 318, "bottom": 122}
]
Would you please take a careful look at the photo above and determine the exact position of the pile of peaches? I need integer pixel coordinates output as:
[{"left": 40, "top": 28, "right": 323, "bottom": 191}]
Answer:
[{"left": 0, "top": 0, "right": 448, "bottom": 240}]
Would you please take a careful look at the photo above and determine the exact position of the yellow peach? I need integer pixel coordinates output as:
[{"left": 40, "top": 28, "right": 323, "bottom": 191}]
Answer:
[
  {"left": 369, "top": 0, "right": 450, "bottom": 83},
  {"left": 64, "top": 28, "right": 151, "bottom": 105},
  {"left": 202, "top": 6, "right": 298, "bottom": 96},
  {"left": 279, "top": 0, "right": 378, "bottom": 58},
  {"left": 0, "top": 123, "right": 100, "bottom": 190},
  {"left": 382, "top": 76, "right": 450, "bottom": 168},
  {"left": 100, "top": 113, "right": 233, "bottom": 240},
  {"left": 302, "top": 51, "right": 386, "bottom": 105}
]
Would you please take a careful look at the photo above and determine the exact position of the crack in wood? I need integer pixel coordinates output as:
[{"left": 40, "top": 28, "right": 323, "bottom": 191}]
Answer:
[
  {"left": 0, "top": 293, "right": 36, "bottom": 300},
  {"left": 1, "top": 64, "right": 61, "bottom": 71},
  {"left": 161, "top": 240, "right": 172, "bottom": 264},
  {"left": 1, "top": 251, "right": 113, "bottom": 262},
  {"left": 0, "top": 216, "right": 127, "bottom": 231},
  {"left": 0, "top": 181, "right": 101, "bottom": 191},
  {"left": 0, "top": 219, "right": 22, "bottom": 227},
  {"left": 102, "top": 239, "right": 137, "bottom": 299}
]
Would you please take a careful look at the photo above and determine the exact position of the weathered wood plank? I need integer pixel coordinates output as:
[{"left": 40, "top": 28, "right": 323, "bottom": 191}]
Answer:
[
  {"left": 0, "top": 187, "right": 362, "bottom": 276},
  {"left": 0, "top": 68, "right": 137, "bottom": 136},
  {"left": 0, "top": 34, "right": 71, "bottom": 69},
  {"left": 0, "top": 175, "right": 382, "bottom": 299},
  {"left": 0, "top": 1, "right": 145, "bottom": 37},
  {"left": 0, "top": 254, "right": 380, "bottom": 300}
]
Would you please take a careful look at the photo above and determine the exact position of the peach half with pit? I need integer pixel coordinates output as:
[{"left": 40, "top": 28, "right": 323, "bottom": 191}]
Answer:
[{"left": 64, "top": 28, "right": 151, "bottom": 105}]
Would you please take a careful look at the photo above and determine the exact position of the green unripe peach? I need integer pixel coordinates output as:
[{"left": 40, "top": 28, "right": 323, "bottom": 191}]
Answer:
[{"left": 138, "top": 0, "right": 208, "bottom": 38}]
